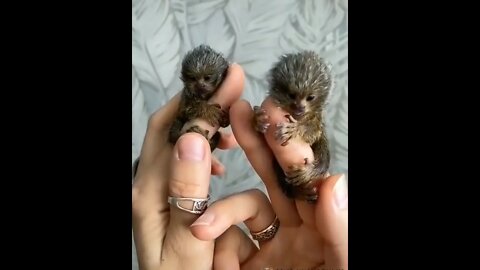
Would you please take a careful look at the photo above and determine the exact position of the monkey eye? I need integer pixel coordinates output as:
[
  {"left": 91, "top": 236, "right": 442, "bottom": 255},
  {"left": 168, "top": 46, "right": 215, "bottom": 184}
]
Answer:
[
  {"left": 204, "top": 75, "right": 211, "bottom": 80},
  {"left": 306, "top": 95, "right": 315, "bottom": 101},
  {"left": 288, "top": 93, "right": 296, "bottom": 99}
]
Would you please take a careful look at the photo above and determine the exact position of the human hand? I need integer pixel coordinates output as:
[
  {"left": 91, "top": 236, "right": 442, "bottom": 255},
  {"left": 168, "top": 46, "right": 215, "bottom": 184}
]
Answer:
[
  {"left": 189, "top": 100, "right": 348, "bottom": 269},
  {"left": 132, "top": 64, "right": 245, "bottom": 270}
]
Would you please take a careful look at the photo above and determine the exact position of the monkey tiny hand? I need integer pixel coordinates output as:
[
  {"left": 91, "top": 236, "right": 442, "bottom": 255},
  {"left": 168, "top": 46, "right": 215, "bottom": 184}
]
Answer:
[
  {"left": 286, "top": 162, "right": 314, "bottom": 185},
  {"left": 218, "top": 108, "right": 230, "bottom": 128},
  {"left": 253, "top": 106, "right": 270, "bottom": 133},
  {"left": 275, "top": 114, "right": 298, "bottom": 146},
  {"left": 286, "top": 162, "right": 319, "bottom": 202},
  {"left": 204, "top": 103, "right": 226, "bottom": 127}
]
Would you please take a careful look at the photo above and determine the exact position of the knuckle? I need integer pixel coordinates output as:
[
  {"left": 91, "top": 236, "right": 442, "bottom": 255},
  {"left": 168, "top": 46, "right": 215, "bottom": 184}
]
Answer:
[
  {"left": 245, "top": 188, "right": 269, "bottom": 204},
  {"left": 147, "top": 112, "right": 162, "bottom": 130},
  {"left": 169, "top": 178, "right": 204, "bottom": 198}
]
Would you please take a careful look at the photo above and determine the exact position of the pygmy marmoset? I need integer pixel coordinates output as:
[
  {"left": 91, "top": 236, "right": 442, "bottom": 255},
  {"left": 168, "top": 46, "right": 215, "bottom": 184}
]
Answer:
[
  {"left": 254, "top": 51, "right": 334, "bottom": 202},
  {"left": 168, "top": 44, "right": 230, "bottom": 151}
]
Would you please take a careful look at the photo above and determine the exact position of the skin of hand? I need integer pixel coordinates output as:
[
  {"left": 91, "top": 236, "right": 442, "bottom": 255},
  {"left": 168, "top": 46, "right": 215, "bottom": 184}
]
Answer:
[
  {"left": 189, "top": 100, "right": 348, "bottom": 269},
  {"left": 132, "top": 64, "right": 246, "bottom": 270}
]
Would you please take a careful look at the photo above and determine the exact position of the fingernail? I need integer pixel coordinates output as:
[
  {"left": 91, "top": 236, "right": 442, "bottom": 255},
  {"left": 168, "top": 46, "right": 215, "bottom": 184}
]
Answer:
[
  {"left": 177, "top": 135, "right": 206, "bottom": 161},
  {"left": 190, "top": 212, "right": 215, "bottom": 227},
  {"left": 334, "top": 174, "right": 348, "bottom": 210}
]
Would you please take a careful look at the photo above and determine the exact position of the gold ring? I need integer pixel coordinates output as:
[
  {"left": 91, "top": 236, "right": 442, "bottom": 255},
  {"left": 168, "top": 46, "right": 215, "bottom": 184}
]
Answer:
[{"left": 250, "top": 216, "right": 280, "bottom": 242}]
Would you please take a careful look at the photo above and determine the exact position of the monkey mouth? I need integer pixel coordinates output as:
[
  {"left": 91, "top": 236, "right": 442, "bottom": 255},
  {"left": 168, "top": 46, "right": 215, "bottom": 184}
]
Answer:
[
  {"left": 289, "top": 104, "right": 306, "bottom": 119},
  {"left": 292, "top": 111, "right": 306, "bottom": 119},
  {"left": 197, "top": 88, "right": 213, "bottom": 99},
  {"left": 198, "top": 93, "right": 209, "bottom": 99}
]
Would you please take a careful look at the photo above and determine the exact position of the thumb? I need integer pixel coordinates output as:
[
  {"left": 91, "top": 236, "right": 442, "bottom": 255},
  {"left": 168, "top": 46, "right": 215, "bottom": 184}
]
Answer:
[
  {"left": 162, "top": 133, "right": 214, "bottom": 267},
  {"left": 315, "top": 174, "right": 348, "bottom": 267}
]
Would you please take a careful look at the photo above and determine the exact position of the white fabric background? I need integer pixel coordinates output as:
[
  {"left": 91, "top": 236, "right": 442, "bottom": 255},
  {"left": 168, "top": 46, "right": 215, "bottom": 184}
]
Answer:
[{"left": 132, "top": 1, "right": 347, "bottom": 269}]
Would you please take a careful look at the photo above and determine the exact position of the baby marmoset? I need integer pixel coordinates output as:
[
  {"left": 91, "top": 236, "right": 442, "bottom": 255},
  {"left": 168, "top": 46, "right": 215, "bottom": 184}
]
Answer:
[
  {"left": 254, "top": 51, "right": 334, "bottom": 202},
  {"left": 168, "top": 45, "right": 230, "bottom": 151}
]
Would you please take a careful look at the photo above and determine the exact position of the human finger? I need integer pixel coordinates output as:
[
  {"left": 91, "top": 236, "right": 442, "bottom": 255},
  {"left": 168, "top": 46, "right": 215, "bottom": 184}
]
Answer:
[
  {"left": 230, "top": 100, "right": 301, "bottom": 226},
  {"left": 161, "top": 133, "right": 214, "bottom": 266},
  {"left": 213, "top": 225, "right": 258, "bottom": 270},
  {"left": 216, "top": 131, "right": 238, "bottom": 150},
  {"left": 211, "top": 154, "right": 225, "bottom": 176},
  {"left": 295, "top": 172, "right": 331, "bottom": 229},
  {"left": 190, "top": 189, "right": 277, "bottom": 247},
  {"left": 210, "top": 131, "right": 237, "bottom": 175},
  {"left": 209, "top": 63, "right": 245, "bottom": 111},
  {"left": 134, "top": 93, "right": 180, "bottom": 180},
  {"left": 315, "top": 174, "right": 348, "bottom": 269},
  {"left": 143, "top": 93, "right": 181, "bottom": 146}
]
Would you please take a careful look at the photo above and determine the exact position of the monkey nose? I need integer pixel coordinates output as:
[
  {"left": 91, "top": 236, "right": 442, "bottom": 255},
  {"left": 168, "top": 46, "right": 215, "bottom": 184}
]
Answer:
[
  {"left": 197, "top": 83, "right": 207, "bottom": 91},
  {"left": 292, "top": 106, "right": 305, "bottom": 116}
]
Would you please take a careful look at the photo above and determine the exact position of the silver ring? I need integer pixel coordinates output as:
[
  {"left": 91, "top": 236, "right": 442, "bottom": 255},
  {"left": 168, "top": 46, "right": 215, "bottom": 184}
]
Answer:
[
  {"left": 167, "top": 194, "right": 210, "bottom": 215},
  {"left": 250, "top": 216, "right": 280, "bottom": 242}
]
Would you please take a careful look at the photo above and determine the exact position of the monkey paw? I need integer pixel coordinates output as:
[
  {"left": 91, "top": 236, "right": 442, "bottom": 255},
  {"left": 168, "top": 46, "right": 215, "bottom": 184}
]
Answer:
[
  {"left": 286, "top": 163, "right": 314, "bottom": 186},
  {"left": 218, "top": 108, "right": 229, "bottom": 128},
  {"left": 205, "top": 103, "right": 225, "bottom": 127},
  {"left": 302, "top": 187, "right": 319, "bottom": 203},
  {"left": 289, "top": 185, "right": 318, "bottom": 203},
  {"left": 253, "top": 106, "right": 270, "bottom": 133},
  {"left": 275, "top": 120, "right": 298, "bottom": 146}
]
